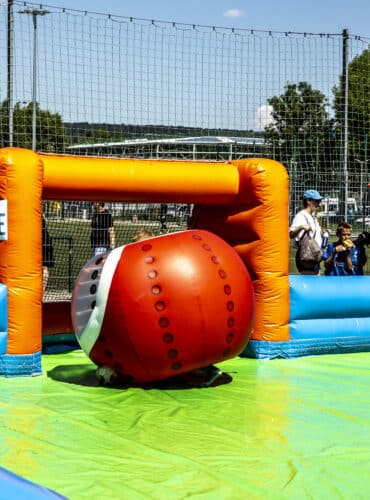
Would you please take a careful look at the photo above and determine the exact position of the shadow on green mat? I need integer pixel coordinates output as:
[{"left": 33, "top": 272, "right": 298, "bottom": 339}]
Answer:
[{"left": 47, "top": 363, "right": 233, "bottom": 390}]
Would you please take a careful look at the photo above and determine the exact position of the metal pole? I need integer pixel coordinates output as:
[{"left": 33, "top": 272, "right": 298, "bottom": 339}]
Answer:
[
  {"left": 68, "top": 236, "right": 73, "bottom": 293},
  {"left": 360, "top": 161, "right": 363, "bottom": 208},
  {"left": 18, "top": 9, "right": 50, "bottom": 151},
  {"left": 7, "top": 0, "right": 14, "bottom": 147},
  {"left": 31, "top": 12, "right": 37, "bottom": 151},
  {"left": 363, "top": 136, "right": 369, "bottom": 230},
  {"left": 354, "top": 159, "right": 363, "bottom": 204},
  {"left": 340, "top": 28, "right": 349, "bottom": 221}
]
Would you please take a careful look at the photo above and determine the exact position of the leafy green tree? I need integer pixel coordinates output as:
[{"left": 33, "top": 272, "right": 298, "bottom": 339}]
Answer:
[
  {"left": 333, "top": 47, "right": 370, "bottom": 167},
  {"left": 264, "top": 82, "right": 332, "bottom": 177},
  {"left": 0, "top": 100, "right": 67, "bottom": 152}
]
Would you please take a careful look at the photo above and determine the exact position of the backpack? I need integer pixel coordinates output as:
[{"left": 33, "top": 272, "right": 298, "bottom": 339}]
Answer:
[{"left": 297, "top": 232, "right": 322, "bottom": 270}]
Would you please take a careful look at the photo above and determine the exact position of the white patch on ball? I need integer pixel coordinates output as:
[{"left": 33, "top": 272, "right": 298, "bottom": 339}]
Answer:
[{"left": 96, "top": 365, "right": 118, "bottom": 385}]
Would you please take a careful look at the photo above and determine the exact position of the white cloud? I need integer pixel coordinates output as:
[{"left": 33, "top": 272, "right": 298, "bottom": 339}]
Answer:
[
  {"left": 223, "top": 9, "right": 244, "bottom": 18},
  {"left": 254, "top": 104, "right": 274, "bottom": 131}
]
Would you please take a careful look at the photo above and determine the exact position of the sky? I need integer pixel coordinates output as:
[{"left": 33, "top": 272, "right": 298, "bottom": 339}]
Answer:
[
  {"left": 37, "top": 0, "right": 370, "bottom": 38},
  {"left": 7, "top": 0, "right": 369, "bottom": 130}
]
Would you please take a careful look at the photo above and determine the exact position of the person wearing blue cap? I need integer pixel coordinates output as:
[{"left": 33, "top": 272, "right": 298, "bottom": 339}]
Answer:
[{"left": 289, "top": 189, "right": 323, "bottom": 274}]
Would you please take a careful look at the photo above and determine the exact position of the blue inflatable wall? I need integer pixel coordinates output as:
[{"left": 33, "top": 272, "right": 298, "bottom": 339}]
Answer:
[
  {"left": 244, "top": 275, "right": 370, "bottom": 359},
  {"left": 0, "top": 283, "right": 7, "bottom": 354},
  {"left": 0, "top": 467, "right": 66, "bottom": 499}
]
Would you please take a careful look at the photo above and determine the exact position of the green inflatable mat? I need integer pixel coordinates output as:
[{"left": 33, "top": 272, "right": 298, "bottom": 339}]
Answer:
[{"left": 1, "top": 350, "right": 370, "bottom": 499}]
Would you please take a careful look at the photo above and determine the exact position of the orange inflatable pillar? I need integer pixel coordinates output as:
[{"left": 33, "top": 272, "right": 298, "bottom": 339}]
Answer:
[
  {"left": 233, "top": 159, "right": 290, "bottom": 343},
  {"left": 190, "top": 158, "right": 290, "bottom": 346},
  {"left": 0, "top": 148, "right": 43, "bottom": 376}
]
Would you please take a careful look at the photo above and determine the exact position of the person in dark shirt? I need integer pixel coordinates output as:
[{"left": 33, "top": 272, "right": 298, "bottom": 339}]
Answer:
[
  {"left": 91, "top": 202, "right": 115, "bottom": 257},
  {"left": 351, "top": 231, "right": 370, "bottom": 275}
]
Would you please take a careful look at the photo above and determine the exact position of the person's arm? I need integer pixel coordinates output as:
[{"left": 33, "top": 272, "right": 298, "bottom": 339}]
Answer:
[
  {"left": 289, "top": 224, "right": 311, "bottom": 239},
  {"left": 324, "top": 243, "right": 353, "bottom": 270},
  {"left": 323, "top": 244, "right": 336, "bottom": 269},
  {"left": 289, "top": 211, "right": 312, "bottom": 240},
  {"left": 359, "top": 246, "right": 367, "bottom": 266},
  {"left": 356, "top": 247, "right": 367, "bottom": 275},
  {"left": 343, "top": 241, "right": 355, "bottom": 273},
  {"left": 106, "top": 212, "right": 115, "bottom": 249},
  {"left": 345, "top": 251, "right": 354, "bottom": 273}
]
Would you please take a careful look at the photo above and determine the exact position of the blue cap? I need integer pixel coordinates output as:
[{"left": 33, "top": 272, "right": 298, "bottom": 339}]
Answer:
[{"left": 303, "top": 189, "right": 322, "bottom": 201}]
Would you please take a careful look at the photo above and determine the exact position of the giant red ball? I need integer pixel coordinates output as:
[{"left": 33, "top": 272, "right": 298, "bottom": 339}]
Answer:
[{"left": 71, "top": 230, "right": 255, "bottom": 383}]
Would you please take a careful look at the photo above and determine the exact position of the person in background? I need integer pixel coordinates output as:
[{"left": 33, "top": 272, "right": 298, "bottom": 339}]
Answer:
[
  {"left": 42, "top": 216, "right": 54, "bottom": 293},
  {"left": 322, "top": 222, "right": 362, "bottom": 276},
  {"left": 91, "top": 202, "right": 115, "bottom": 257},
  {"left": 289, "top": 189, "right": 323, "bottom": 275},
  {"left": 351, "top": 230, "right": 370, "bottom": 275},
  {"left": 131, "top": 228, "right": 155, "bottom": 243}
]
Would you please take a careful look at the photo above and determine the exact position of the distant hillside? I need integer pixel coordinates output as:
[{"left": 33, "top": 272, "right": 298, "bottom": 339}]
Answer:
[{"left": 64, "top": 122, "right": 263, "bottom": 145}]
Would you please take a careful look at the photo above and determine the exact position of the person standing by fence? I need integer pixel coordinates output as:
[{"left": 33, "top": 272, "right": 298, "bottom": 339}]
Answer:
[
  {"left": 351, "top": 231, "right": 370, "bottom": 275},
  {"left": 289, "top": 189, "right": 323, "bottom": 275},
  {"left": 91, "top": 202, "right": 115, "bottom": 257}
]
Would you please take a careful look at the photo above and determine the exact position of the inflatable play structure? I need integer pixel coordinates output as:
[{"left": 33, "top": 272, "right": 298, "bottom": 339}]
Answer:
[{"left": 0, "top": 147, "right": 370, "bottom": 377}]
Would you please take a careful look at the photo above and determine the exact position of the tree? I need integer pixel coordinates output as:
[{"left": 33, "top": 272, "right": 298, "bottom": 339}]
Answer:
[
  {"left": 333, "top": 48, "right": 370, "bottom": 166},
  {"left": 0, "top": 100, "right": 67, "bottom": 152},
  {"left": 264, "top": 82, "right": 331, "bottom": 176}
]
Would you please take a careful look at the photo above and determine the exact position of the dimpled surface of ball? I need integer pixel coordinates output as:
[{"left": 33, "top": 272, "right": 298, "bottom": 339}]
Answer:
[{"left": 75, "top": 230, "right": 255, "bottom": 383}]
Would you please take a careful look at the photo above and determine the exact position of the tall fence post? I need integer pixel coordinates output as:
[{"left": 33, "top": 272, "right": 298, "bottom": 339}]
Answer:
[
  {"left": 7, "top": 0, "right": 14, "bottom": 147},
  {"left": 339, "top": 28, "right": 349, "bottom": 221}
]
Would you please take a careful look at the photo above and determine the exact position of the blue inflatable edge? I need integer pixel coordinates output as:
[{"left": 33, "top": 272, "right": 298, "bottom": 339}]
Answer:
[
  {"left": 0, "top": 467, "right": 67, "bottom": 499},
  {"left": 0, "top": 351, "right": 42, "bottom": 377},
  {"left": 0, "top": 331, "right": 7, "bottom": 354},
  {"left": 42, "top": 334, "right": 80, "bottom": 354},
  {"left": 0, "top": 283, "right": 7, "bottom": 354},
  {"left": 241, "top": 336, "right": 370, "bottom": 359}
]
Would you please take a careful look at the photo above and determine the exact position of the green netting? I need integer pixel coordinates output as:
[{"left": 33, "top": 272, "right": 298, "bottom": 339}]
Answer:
[
  {"left": 42, "top": 201, "right": 191, "bottom": 301},
  {"left": 1, "top": 2, "right": 370, "bottom": 226},
  {"left": 2, "top": 351, "right": 370, "bottom": 499}
]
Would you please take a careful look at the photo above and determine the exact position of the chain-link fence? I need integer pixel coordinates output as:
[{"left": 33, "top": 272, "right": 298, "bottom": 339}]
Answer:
[
  {"left": 1, "top": 1, "right": 370, "bottom": 291},
  {"left": 1, "top": 3, "right": 370, "bottom": 213},
  {"left": 42, "top": 200, "right": 191, "bottom": 300}
]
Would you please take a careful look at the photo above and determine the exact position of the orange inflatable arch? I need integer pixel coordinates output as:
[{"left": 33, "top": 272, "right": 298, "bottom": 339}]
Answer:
[{"left": 0, "top": 148, "right": 289, "bottom": 376}]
